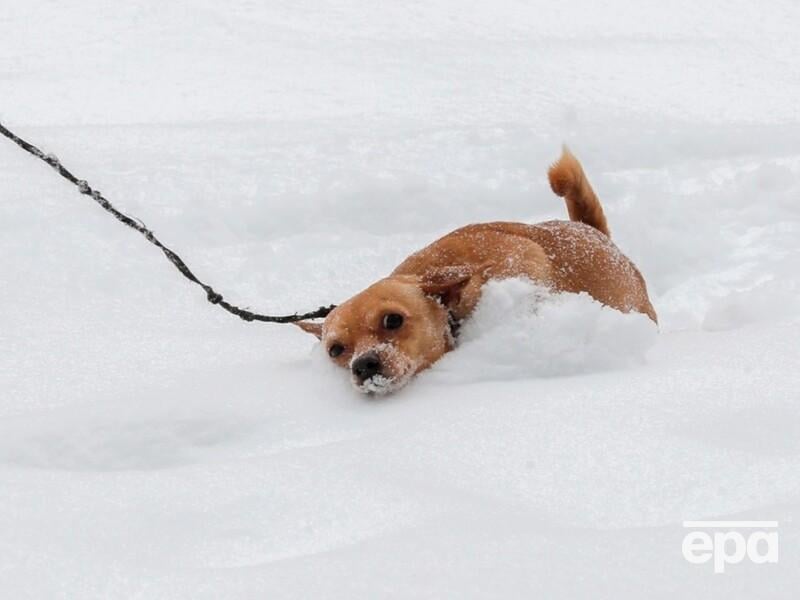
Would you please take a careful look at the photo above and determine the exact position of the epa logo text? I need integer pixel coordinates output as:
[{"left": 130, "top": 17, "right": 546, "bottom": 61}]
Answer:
[{"left": 682, "top": 521, "right": 778, "bottom": 573}]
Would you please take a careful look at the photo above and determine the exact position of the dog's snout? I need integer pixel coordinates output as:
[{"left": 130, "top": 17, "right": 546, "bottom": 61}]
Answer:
[{"left": 352, "top": 351, "right": 381, "bottom": 382}]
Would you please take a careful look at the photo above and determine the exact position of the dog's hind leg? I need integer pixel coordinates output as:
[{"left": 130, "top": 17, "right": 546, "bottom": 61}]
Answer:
[{"left": 547, "top": 147, "right": 610, "bottom": 237}]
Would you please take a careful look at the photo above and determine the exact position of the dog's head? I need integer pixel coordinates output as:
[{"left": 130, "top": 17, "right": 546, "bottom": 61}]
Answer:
[{"left": 296, "top": 266, "right": 490, "bottom": 394}]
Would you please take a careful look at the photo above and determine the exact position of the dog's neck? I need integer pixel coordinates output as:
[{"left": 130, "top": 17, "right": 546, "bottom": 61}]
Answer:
[
  {"left": 436, "top": 300, "right": 461, "bottom": 350},
  {"left": 426, "top": 293, "right": 462, "bottom": 350},
  {"left": 447, "top": 310, "right": 461, "bottom": 345}
]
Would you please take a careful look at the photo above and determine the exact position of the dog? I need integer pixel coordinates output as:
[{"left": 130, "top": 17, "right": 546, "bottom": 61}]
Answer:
[{"left": 296, "top": 148, "right": 657, "bottom": 394}]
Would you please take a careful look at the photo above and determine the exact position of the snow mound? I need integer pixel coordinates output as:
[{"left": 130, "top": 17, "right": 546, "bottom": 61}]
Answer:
[{"left": 427, "top": 278, "right": 658, "bottom": 384}]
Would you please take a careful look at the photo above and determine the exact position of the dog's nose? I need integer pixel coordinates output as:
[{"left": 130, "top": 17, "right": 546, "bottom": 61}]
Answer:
[{"left": 352, "top": 351, "right": 382, "bottom": 382}]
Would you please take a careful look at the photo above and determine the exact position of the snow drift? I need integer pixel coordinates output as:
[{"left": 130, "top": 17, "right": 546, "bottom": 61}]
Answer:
[{"left": 429, "top": 279, "right": 658, "bottom": 382}]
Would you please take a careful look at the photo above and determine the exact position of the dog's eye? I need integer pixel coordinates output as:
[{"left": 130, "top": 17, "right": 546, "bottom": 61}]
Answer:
[
  {"left": 382, "top": 313, "right": 404, "bottom": 330},
  {"left": 328, "top": 343, "right": 344, "bottom": 358}
]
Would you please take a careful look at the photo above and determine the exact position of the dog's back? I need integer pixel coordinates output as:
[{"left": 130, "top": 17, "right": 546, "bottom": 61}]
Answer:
[{"left": 394, "top": 149, "right": 657, "bottom": 322}]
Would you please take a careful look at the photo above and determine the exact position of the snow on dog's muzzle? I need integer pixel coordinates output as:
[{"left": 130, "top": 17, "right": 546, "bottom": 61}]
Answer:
[{"left": 349, "top": 344, "right": 418, "bottom": 395}]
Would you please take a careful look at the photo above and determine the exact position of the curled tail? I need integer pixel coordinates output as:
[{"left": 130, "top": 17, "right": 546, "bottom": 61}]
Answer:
[{"left": 547, "top": 147, "right": 610, "bottom": 237}]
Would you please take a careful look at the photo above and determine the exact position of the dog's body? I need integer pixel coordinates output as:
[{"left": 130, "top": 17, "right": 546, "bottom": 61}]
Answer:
[{"left": 298, "top": 149, "right": 656, "bottom": 394}]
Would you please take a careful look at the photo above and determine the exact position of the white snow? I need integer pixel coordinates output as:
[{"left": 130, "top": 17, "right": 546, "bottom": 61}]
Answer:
[
  {"left": 1, "top": 1, "right": 799, "bottom": 597},
  {"left": 429, "top": 280, "right": 658, "bottom": 382}
]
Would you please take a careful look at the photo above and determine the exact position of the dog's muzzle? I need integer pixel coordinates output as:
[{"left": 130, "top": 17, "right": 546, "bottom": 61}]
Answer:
[{"left": 351, "top": 351, "right": 382, "bottom": 384}]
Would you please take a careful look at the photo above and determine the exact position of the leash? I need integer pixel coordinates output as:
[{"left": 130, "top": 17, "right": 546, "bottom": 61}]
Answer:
[{"left": 0, "top": 121, "right": 335, "bottom": 323}]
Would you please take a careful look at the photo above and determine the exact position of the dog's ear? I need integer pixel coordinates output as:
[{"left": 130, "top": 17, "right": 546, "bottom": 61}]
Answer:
[
  {"left": 418, "top": 263, "right": 492, "bottom": 317},
  {"left": 294, "top": 320, "right": 323, "bottom": 339},
  {"left": 418, "top": 267, "right": 473, "bottom": 304}
]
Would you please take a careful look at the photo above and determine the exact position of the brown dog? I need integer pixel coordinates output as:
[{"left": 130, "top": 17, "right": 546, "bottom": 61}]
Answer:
[{"left": 297, "top": 149, "right": 656, "bottom": 394}]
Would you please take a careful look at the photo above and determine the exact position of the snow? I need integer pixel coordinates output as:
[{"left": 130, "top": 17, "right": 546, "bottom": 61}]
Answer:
[
  {"left": 429, "top": 280, "right": 657, "bottom": 381},
  {"left": 1, "top": 1, "right": 799, "bottom": 597}
]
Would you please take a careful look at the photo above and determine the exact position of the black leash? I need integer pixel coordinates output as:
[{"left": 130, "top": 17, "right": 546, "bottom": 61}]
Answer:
[{"left": 0, "top": 121, "right": 335, "bottom": 323}]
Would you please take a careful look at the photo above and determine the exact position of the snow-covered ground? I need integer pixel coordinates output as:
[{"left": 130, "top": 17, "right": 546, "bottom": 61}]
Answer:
[{"left": 2, "top": 1, "right": 799, "bottom": 597}]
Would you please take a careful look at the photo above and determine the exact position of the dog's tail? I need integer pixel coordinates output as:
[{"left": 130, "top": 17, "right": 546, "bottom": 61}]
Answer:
[{"left": 547, "top": 147, "right": 610, "bottom": 237}]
